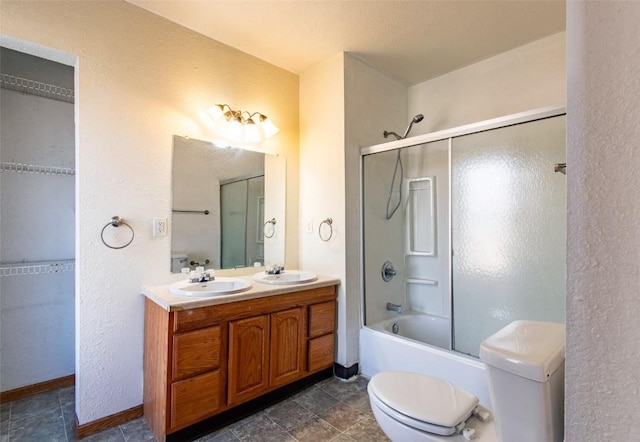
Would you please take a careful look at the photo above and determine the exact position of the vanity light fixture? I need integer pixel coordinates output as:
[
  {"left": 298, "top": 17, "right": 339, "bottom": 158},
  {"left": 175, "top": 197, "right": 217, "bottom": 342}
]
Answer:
[{"left": 207, "top": 104, "right": 279, "bottom": 143}]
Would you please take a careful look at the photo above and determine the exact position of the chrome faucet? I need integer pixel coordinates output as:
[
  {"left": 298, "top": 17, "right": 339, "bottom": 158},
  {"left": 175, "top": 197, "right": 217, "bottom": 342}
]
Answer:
[
  {"left": 386, "top": 302, "right": 403, "bottom": 313},
  {"left": 266, "top": 264, "right": 284, "bottom": 275},
  {"left": 189, "top": 271, "right": 213, "bottom": 283}
]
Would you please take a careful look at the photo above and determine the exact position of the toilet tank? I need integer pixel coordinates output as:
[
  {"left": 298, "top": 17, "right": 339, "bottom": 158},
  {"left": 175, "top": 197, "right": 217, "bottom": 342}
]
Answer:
[{"left": 480, "top": 320, "right": 565, "bottom": 442}]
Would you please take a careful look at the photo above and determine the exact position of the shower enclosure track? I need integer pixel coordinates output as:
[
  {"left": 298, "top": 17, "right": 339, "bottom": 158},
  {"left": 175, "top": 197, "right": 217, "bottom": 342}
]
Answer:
[{"left": 361, "top": 105, "right": 565, "bottom": 155}]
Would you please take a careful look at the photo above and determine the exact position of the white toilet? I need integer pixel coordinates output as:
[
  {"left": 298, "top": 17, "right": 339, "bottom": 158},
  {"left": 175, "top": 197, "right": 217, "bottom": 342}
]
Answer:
[{"left": 367, "top": 320, "right": 565, "bottom": 442}]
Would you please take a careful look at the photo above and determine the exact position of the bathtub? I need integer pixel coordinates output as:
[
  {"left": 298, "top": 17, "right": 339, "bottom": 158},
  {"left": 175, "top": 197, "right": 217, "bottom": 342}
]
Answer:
[{"left": 360, "top": 312, "right": 492, "bottom": 407}]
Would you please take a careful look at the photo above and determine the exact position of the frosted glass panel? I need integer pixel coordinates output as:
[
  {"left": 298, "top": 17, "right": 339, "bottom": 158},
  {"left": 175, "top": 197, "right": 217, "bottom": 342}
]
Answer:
[
  {"left": 451, "top": 116, "right": 566, "bottom": 357},
  {"left": 220, "top": 176, "right": 265, "bottom": 268},
  {"left": 246, "top": 176, "right": 265, "bottom": 265}
]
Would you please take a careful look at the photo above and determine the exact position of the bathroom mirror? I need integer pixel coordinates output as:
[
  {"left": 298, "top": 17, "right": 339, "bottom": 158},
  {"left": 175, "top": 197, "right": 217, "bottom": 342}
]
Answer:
[{"left": 171, "top": 136, "right": 285, "bottom": 272}]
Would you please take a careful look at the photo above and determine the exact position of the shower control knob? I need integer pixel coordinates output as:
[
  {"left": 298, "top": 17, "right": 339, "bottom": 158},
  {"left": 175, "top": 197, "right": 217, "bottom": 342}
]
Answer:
[{"left": 381, "top": 261, "right": 397, "bottom": 282}]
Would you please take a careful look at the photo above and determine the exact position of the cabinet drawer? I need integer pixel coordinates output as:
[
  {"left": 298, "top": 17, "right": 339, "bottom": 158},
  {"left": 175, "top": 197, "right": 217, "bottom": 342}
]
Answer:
[
  {"left": 308, "top": 334, "right": 335, "bottom": 372},
  {"left": 173, "top": 306, "right": 221, "bottom": 333},
  {"left": 172, "top": 326, "right": 221, "bottom": 381},
  {"left": 170, "top": 370, "right": 221, "bottom": 431},
  {"left": 308, "top": 301, "right": 335, "bottom": 338}
]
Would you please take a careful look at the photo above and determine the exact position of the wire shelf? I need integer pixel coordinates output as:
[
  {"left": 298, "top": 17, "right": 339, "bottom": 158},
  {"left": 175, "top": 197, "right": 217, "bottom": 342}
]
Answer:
[
  {"left": 1, "top": 73, "right": 74, "bottom": 103},
  {"left": 0, "top": 260, "right": 75, "bottom": 277},
  {"left": 0, "top": 162, "right": 75, "bottom": 177}
]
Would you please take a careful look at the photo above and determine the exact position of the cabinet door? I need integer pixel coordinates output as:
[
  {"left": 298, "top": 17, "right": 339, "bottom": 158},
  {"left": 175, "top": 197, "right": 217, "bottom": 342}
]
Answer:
[
  {"left": 270, "top": 308, "right": 305, "bottom": 388},
  {"left": 228, "top": 315, "right": 269, "bottom": 405}
]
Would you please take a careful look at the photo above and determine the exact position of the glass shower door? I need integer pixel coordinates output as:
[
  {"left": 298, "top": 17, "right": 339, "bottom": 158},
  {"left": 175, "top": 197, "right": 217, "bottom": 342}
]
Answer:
[
  {"left": 220, "top": 179, "right": 248, "bottom": 269},
  {"left": 451, "top": 115, "right": 566, "bottom": 357}
]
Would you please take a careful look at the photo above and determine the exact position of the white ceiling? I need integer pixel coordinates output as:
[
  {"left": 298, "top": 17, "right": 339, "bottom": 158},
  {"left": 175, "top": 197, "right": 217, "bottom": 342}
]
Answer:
[{"left": 128, "top": 0, "right": 566, "bottom": 86}]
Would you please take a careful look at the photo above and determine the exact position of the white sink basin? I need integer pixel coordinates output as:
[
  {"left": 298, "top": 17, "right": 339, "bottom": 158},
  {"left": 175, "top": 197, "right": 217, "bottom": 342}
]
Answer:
[
  {"left": 253, "top": 270, "right": 318, "bottom": 285},
  {"left": 169, "top": 277, "right": 252, "bottom": 297}
]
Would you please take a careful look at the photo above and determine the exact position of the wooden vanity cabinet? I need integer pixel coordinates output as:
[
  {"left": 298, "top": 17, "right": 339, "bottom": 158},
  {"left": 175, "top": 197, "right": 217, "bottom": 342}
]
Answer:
[{"left": 144, "top": 285, "right": 337, "bottom": 442}]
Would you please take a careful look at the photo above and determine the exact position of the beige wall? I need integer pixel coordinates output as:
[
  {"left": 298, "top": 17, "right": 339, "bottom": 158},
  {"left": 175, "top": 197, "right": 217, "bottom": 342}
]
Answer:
[
  {"left": 299, "top": 53, "right": 347, "bottom": 361},
  {"left": 408, "top": 32, "right": 566, "bottom": 133},
  {"left": 0, "top": 0, "right": 299, "bottom": 424},
  {"left": 566, "top": 2, "right": 640, "bottom": 440},
  {"left": 343, "top": 55, "right": 407, "bottom": 366},
  {"left": 299, "top": 53, "right": 407, "bottom": 368}
]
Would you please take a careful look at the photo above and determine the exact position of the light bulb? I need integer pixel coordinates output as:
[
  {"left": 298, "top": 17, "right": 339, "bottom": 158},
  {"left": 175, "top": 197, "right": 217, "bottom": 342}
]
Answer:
[
  {"left": 259, "top": 116, "right": 279, "bottom": 138},
  {"left": 227, "top": 116, "right": 243, "bottom": 142},
  {"left": 207, "top": 104, "right": 225, "bottom": 121},
  {"left": 244, "top": 120, "right": 261, "bottom": 143}
]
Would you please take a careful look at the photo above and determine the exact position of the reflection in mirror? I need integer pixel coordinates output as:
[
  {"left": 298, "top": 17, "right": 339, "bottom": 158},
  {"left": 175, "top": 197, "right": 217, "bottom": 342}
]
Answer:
[{"left": 171, "top": 136, "right": 285, "bottom": 272}]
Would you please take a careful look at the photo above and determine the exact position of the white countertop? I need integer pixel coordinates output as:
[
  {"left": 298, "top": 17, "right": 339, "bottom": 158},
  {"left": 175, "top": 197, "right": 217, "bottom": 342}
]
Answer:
[{"left": 142, "top": 273, "right": 341, "bottom": 312}]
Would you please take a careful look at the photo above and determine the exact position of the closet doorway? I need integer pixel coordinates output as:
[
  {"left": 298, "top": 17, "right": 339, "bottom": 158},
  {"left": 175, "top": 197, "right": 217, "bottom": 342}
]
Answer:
[{"left": 0, "top": 47, "right": 76, "bottom": 395}]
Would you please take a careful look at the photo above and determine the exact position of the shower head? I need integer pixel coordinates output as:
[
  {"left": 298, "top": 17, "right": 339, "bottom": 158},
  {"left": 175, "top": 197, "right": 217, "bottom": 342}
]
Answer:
[{"left": 402, "top": 114, "right": 424, "bottom": 139}]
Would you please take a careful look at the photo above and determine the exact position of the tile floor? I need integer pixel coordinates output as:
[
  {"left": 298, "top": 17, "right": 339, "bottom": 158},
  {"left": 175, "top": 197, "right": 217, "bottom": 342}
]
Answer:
[{"left": 0, "top": 376, "right": 390, "bottom": 442}]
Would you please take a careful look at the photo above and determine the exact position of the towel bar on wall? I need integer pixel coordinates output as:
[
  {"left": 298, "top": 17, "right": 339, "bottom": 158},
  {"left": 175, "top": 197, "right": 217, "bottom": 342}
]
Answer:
[
  {"left": 319, "top": 218, "right": 333, "bottom": 242},
  {"left": 172, "top": 209, "right": 210, "bottom": 215},
  {"left": 100, "top": 216, "right": 134, "bottom": 249}
]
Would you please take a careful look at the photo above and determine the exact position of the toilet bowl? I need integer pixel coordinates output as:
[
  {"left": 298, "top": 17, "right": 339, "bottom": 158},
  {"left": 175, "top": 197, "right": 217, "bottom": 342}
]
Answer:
[
  {"left": 367, "top": 371, "right": 496, "bottom": 441},
  {"left": 367, "top": 320, "right": 565, "bottom": 442}
]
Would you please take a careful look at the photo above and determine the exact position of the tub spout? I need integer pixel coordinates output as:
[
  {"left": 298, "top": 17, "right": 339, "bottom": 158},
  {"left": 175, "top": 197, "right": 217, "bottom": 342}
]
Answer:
[{"left": 386, "top": 302, "right": 403, "bottom": 313}]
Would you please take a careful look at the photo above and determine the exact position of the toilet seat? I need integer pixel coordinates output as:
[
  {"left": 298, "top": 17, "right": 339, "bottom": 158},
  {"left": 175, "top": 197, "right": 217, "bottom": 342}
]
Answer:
[{"left": 368, "top": 371, "right": 479, "bottom": 436}]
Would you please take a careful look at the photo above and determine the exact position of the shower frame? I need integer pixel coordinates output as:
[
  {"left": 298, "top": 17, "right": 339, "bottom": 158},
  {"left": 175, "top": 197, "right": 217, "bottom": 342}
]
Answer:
[{"left": 359, "top": 104, "right": 566, "bottom": 344}]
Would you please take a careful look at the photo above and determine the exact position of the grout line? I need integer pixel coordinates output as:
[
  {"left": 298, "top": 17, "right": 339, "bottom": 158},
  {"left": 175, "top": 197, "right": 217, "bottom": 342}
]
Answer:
[
  {"left": 118, "top": 424, "right": 126, "bottom": 441},
  {"left": 7, "top": 401, "right": 12, "bottom": 442},
  {"left": 58, "top": 389, "right": 70, "bottom": 442}
]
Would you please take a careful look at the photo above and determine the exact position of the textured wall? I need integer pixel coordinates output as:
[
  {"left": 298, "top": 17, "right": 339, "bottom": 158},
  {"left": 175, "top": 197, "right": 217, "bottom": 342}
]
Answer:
[
  {"left": 566, "top": 2, "right": 640, "bottom": 441},
  {"left": 1, "top": 0, "right": 299, "bottom": 424}
]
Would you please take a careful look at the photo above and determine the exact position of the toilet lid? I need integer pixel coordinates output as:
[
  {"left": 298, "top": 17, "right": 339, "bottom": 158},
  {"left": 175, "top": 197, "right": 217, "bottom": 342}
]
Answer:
[{"left": 369, "top": 371, "right": 479, "bottom": 430}]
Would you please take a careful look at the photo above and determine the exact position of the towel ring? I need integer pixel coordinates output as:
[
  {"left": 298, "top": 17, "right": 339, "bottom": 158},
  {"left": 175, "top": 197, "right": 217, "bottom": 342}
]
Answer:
[
  {"left": 264, "top": 218, "right": 276, "bottom": 239},
  {"left": 319, "top": 217, "right": 333, "bottom": 242},
  {"left": 100, "top": 216, "right": 134, "bottom": 249}
]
